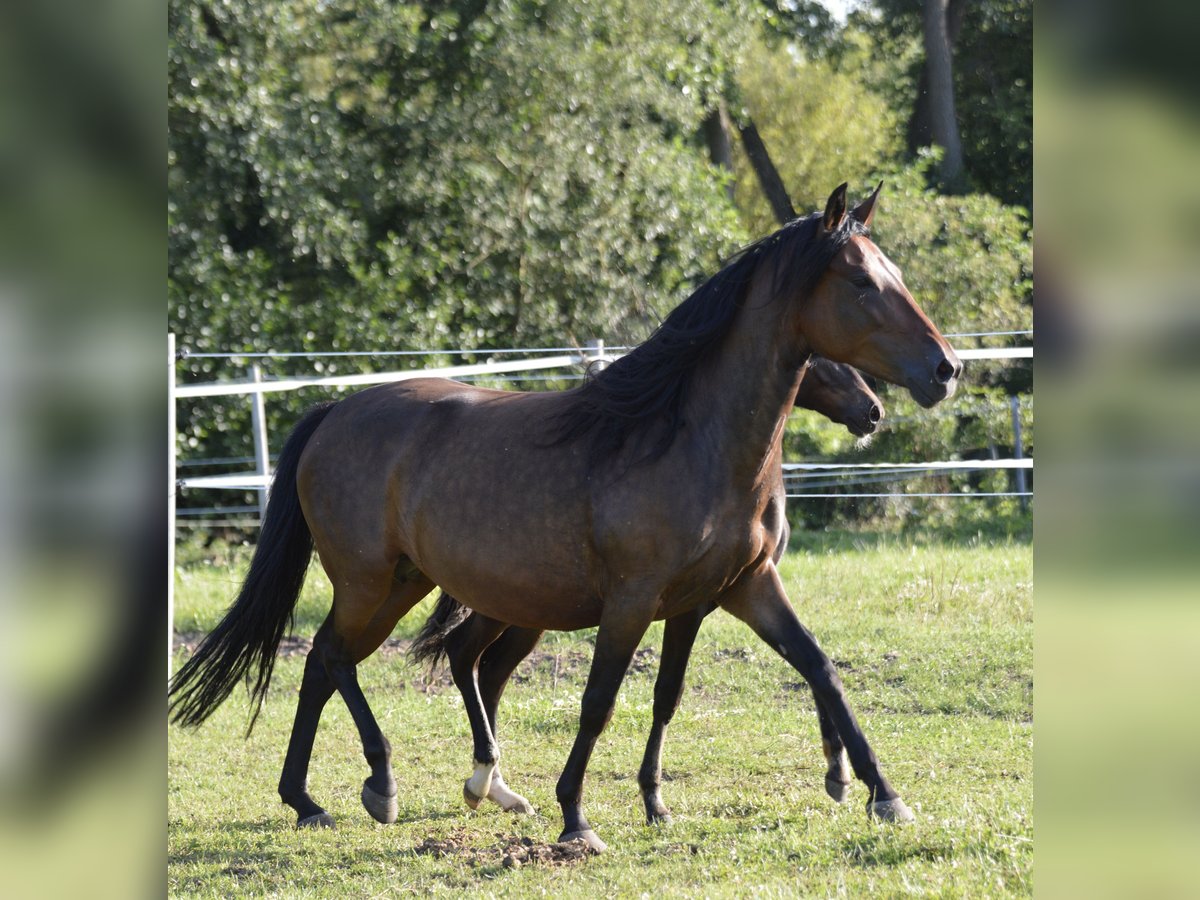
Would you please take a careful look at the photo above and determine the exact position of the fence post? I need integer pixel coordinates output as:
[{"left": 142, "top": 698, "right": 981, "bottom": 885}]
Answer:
[
  {"left": 1010, "top": 395, "right": 1028, "bottom": 510},
  {"left": 168, "top": 333, "right": 176, "bottom": 680},
  {"left": 584, "top": 338, "right": 608, "bottom": 372},
  {"left": 250, "top": 364, "right": 271, "bottom": 523}
]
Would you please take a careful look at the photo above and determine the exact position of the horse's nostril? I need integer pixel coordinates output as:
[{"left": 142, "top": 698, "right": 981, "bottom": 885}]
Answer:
[
  {"left": 869, "top": 404, "right": 881, "bottom": 423},
  {"left": 954, "top": 360, "right": 964, "bottom": 380},
  {"left": 935, "top": 358, "right": 955, "bottom": 384}
]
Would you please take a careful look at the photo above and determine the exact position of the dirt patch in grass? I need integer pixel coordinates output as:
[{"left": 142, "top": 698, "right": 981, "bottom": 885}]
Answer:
[
  {"left": 413, "top": 830, "right": 595, "bottom": 868},
  {"left": 511, "top": 645, "right": 657, "bottom": 688}
]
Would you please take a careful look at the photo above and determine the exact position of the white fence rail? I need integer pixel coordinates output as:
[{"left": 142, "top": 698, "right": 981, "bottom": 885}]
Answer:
[
  {"left": 175, "top": 354, "right": 585, "bottom": 399},
  {"left": 171, "top": 338, "right": 1032, "bottom": 500}
]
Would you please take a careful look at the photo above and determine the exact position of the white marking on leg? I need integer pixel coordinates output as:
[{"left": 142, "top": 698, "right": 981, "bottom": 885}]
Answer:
[
  {"left": 832, "top": 748, "right": 849, "bottom": 780},
  {"left": 486, "top": 770, "right": 535, "bottom": 814},
  {"left": 822, "top": 740, "right": 849, "bottom": 780},
  {"left": 466, "top": 760, "right": 495, "bottom": 801}
]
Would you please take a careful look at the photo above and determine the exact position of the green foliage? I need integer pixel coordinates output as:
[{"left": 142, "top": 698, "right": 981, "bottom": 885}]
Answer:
[
  {"left": 848, "top": 0, "right": 1032, "bottom": 210},
  {"left": 867, "top": 154, "right": 1031, "bottom": 343},
  {"left": 169, "top": 0, "right": 750, "bottom": 354},
  {"left": 954, "top": 0, "right": 1033, "bottom": 211},
  {"left": 730, "top": 36, "right": 904, "bottom": 233},
  {"left": 758, "top": 0, "right": 842, "bottom": 56}
]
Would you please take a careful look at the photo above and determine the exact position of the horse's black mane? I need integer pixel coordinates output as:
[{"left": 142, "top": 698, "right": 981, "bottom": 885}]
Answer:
[{"left": 554, "top": 210, "right": 869, "bottom": 464}]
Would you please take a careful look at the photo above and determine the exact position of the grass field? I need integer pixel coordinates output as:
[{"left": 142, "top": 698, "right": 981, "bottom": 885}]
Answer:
[{"left": 168, "top": 527, "right": 1032, "bottom": 897}]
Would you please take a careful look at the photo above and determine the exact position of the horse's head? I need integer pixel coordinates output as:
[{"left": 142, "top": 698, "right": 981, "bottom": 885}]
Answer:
[
  {"left": 797, "top": 357, "right": 883, "bottom": 438},
  {"left": 798, "top": 183, "right": 961, "bottom": 408}
]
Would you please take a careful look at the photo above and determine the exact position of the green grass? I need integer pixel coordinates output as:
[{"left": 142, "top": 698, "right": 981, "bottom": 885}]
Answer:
[{"left": 169, "top": 530, "right": 1032, "bottom": 897}]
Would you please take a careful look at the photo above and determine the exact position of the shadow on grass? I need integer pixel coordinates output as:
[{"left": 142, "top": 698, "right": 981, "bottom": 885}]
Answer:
[
  {"left": 840, "top": 831, "right": 1022, "bottom": 870},
  {"left": 841, "top": 833, "right": 958, "bottom": 867},
  {"left": 170, "top": 842, "right": 509, "bottom": 893},
  {"left": 170, "top": 819, "right": 292, "bottom": 869}
]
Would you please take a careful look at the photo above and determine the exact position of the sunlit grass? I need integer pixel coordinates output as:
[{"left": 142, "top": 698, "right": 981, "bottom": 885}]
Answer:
[{"left": 169, "top": 530, "right": 1031, "bottom": 896}]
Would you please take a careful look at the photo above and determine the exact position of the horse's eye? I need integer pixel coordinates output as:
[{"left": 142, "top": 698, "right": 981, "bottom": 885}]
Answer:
[{"left": 849, "top": 274, "right": 874, "bottom": 289}]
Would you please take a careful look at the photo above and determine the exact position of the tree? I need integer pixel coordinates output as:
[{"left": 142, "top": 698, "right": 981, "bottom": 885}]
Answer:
[
  {"left": 921, "top": 0, "right": 965, "bottom": 189},
  {"left": 734, "top": 117, "right": 796, "bottom": 223},
  {"left": 758, "top": 0, "right": 842, "bottom": 55},
  {"left": 728, "top": 37, "right": 903, "bottom": 233},
  {"left": 852, "top": 0, "right": 1032, "bottom": 209}
]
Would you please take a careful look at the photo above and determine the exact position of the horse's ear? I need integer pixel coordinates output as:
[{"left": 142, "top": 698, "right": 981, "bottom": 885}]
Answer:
[
  {"left": 851, "top": 181, "right": 884, "bottom": 228},
  {"left": 822, "top": 183, "right": 848, "bottom": 232}
]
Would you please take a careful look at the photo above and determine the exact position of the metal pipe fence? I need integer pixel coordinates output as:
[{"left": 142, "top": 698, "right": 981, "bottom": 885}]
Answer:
[
  {"left": 170, "top": 336, "right": 1032, "bottom": 509},
  {"left": 167, "top": 335, "right": 1032, "bottom": 652}
]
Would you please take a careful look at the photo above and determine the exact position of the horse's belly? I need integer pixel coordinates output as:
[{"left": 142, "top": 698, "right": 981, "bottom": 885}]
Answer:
[
  {"left": 432, "top": 563, "right": 603, "bottom": 632},
  {"left": 462, "top": 589, "right": 604, "bottom": 632},
  {"left": 408, "top": 517, "right": 602, "bottom": 631}
]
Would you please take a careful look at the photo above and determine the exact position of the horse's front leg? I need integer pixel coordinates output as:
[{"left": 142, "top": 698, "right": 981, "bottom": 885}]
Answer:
[
  {"left": 556, "top": 596, "right": 659, "bottom": 852},
  {"left": 720, "top": 564, "right": 913, "bottom": 823},
  {"left": 638, "top": 605, "right": 707, "bottom": 824},
  {"left": 814, "top": 691, "right": 852, "bottom": 802}
]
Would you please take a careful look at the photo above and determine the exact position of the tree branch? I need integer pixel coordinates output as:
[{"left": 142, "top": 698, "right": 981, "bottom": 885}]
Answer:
[
  {"left": 703, "top": 102, "right": 736, "bottom": 204},
  {"left": 736, "top": 119, "right": 796, "bottom": 225}
]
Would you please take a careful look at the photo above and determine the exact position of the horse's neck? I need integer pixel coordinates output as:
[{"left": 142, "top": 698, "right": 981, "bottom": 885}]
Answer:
[{"left": 689, "top": 277, "right": 809, "bottom": 487}]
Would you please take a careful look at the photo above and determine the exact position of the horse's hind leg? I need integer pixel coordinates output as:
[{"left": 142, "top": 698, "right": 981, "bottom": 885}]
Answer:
[
  {"left": 278, "top": 630, "right": 337, "bottom": 828},
  {"left": 474, "top": 626, "right": 544, "bottom": 813},
  {"left": 335, "top": 569, "right": 434, "bottom": 824},
  {"left": 441, "top": 613, "right": 513, "bottom": 810},
  {"left": 556, "top": 596, "right": 659, "bottom": 853},
  {"left": 278, "top": 564, "right": 432, "bottom": 828}
]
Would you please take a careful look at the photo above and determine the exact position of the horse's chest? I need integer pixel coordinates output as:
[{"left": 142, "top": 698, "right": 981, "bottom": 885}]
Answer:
[
  {"left": 594, "top": 479, "right": 782, "bottom": 607},
  {"left": 653, "top": 521, "right": 772, "bottom": 618}
]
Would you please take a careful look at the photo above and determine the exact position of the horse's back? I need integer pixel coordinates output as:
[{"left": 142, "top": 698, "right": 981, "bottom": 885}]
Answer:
[{"left": 296, "top": 378, "right": 603, "bottom": 626}]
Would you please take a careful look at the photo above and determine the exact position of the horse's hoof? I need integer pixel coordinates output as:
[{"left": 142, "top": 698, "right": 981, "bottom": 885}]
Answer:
[
  {"left": 645, "top": 798, "right": 673, "bottom": 825},
  {"left": 868, "top": 797, "right": 915, "bottom": 824},
  {"left": 463, "top": 781, "right": 484, "bottom": 811},
  {"left": 486, "top": 777, "right": 535, "bottom": 814},
  {"left": 825, "top": 774, "right": 851, "bottom": 804},
  {"left": 497, "top": 795, "right": 535, "bottom": 815},
  {"left": 361, "top": 783, "right": 398, "bottom": 824},
  {"left": 559, "top": 828, "right": 608, "bottom": 854},
  {"left": 297, "top": 812, "right": 335, "bottom": 829}
]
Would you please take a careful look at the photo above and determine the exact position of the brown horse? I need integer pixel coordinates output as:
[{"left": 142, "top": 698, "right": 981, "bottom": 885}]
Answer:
[
  {"left": 169, "top": 184, "right": 960, "bottom": 852},
  {"left": 410, "top": 356, "right": 885, "bottom": 822}
]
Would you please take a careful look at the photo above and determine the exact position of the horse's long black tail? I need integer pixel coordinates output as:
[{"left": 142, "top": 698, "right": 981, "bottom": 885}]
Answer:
[
  {"left": 169, "top": 401, "right": 337, "bottom": 732},
  {"left": 408, "top": 592, "right": 472, "bottom": 674}
]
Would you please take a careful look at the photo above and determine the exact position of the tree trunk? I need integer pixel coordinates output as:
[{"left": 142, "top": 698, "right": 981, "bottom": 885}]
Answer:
[
  {"left": 907, "top": 65, "right": 933, "bottom": 152},
  {"left": 921, "top": 0, "right": 966, "bottom": 190},
  {"left": 907, "top": 0, "right": 966, "bottom": 155},
  {"left": 736, "top": 119, "right": 796, "bottom": 224},
  {"left": 703, "top": 103, "right": 736, "bottom": 204}
]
